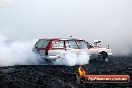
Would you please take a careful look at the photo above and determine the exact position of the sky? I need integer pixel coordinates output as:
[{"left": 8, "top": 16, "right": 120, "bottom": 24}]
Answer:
[{"left": 0, "top": 0, "right": 132, "bottom": 55}]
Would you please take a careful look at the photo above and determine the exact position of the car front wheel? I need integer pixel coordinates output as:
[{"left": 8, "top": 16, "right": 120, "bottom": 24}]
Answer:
[{"left": 97, "top": 52, "right": 108, "bottom": 62}]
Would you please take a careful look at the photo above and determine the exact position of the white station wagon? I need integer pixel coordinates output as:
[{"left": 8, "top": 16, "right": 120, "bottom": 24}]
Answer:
[{"left": 33, "top": 38, "right": 112, "bottom": 63}]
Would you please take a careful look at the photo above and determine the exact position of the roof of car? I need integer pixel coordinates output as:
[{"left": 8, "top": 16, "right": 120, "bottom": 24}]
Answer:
[{"left": 40, "top": 38, "right": 84, "bottom": 41}]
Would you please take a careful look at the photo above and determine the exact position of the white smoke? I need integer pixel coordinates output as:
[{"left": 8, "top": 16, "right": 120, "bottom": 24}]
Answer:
[
  {"left": 0, "top": 0, "right": 15, "bottom": 7},
  {"left": 0, "top": 34, "right": 43, "bottom": 66},
  {"left": 0, "top": 34, "right": 90, "bottom": 66},
  {"left": 54, "top": 51, "right": 90, "bottom": 66},
  {"left": 1, "top": 0, "right": 132, "bottom": 56}
]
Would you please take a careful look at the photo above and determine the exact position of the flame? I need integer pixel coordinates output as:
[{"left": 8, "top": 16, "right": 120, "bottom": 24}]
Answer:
[{"left": 78, "top": 66, "right": 86, "bottom": 76}]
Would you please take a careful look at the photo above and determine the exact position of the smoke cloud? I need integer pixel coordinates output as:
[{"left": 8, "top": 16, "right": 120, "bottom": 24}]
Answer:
[
  {"left": 0, "top": 34, "right": 43, "bottom": 66},
  {"left": 54, "top": 51, "right": 90, "bottom": 66},
  {"left": 0, "top": 0, "right": 132, "bottom": 66},
  {"left": 0, "top": 0, "right": 15, "bottom": 7},
  {"left": 0, "top": 34, "right": 90, "bottom": 66}
]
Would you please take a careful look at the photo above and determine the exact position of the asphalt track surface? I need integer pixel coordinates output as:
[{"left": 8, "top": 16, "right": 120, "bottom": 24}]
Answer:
[{"left": 0, "top": 56, "right": 132, "bottom": 88}]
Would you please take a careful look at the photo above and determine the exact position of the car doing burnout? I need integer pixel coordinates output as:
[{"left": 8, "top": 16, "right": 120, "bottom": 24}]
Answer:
[{"left": 32, "top": 38, "right": 112, "bottom": 63}]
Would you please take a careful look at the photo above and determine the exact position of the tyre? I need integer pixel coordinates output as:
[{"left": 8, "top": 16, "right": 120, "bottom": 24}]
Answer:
[{"left": 97, "top": 52, "right": 108, "bottom": 62}]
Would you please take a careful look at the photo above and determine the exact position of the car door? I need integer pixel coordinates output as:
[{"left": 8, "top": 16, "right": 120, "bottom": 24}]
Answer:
[{"left": 48, "top": 40, "right": 66, "bottom": 57}]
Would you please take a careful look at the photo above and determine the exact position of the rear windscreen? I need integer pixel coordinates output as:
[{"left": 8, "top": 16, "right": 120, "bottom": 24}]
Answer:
[{"left": 35, "top": 39, "right": 49, "bottom": 48}]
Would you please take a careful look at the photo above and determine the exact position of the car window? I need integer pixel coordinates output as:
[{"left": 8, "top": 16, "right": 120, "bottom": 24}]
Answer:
[
  {"left": 35, "top": 39, "right": 49, "bottom": 48},
  {"left": 86, "top": 42, "right": 93, "bottom": 48},
  {"left": 66, "top": 40, "right": 78, "bottom": 49},
  {"left": 78, "top": 40, "right": 87, "bottom": 49},
  {"left": 52, "top": 40, "right": 64, "bottom": 48}
]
